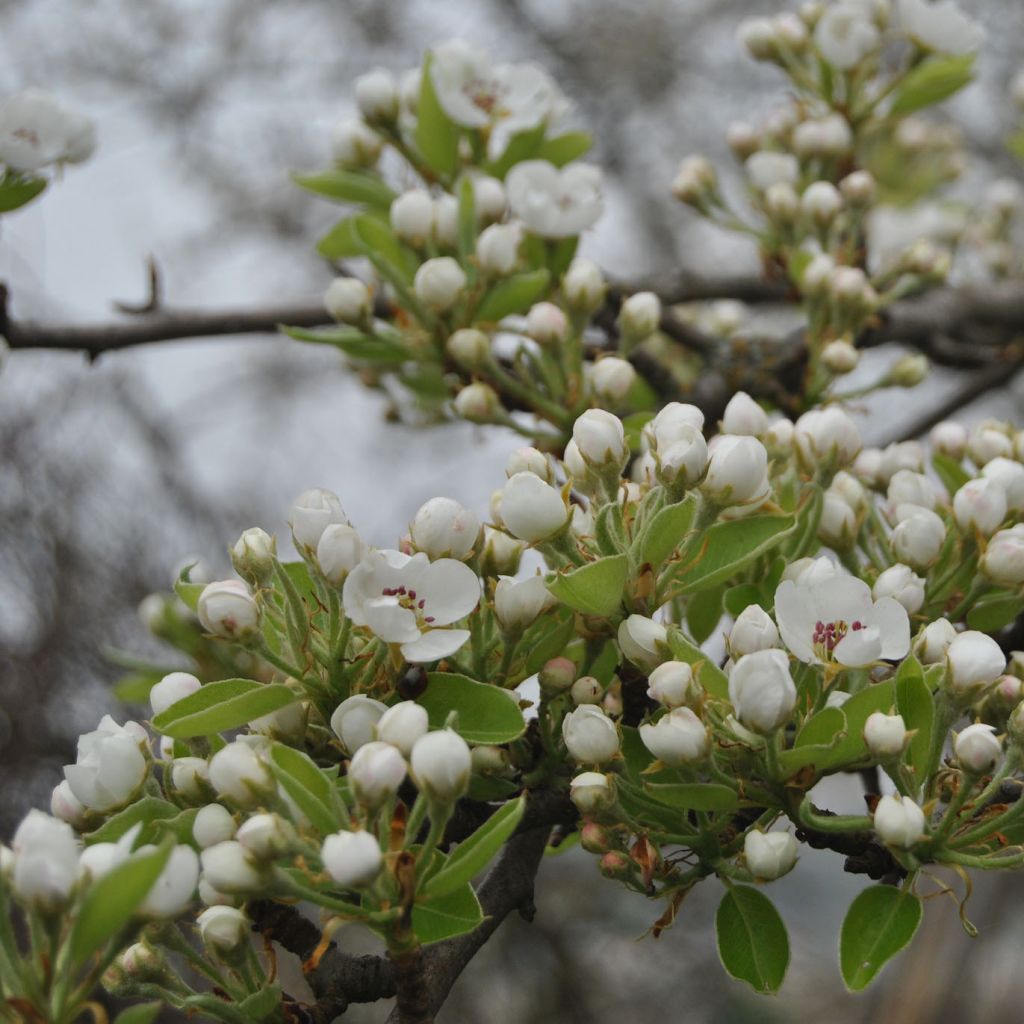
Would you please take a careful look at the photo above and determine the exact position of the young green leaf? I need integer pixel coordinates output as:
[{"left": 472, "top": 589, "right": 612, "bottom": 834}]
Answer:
[
  {"left": 0, "top": 174, "right": 47, "bottom": 212},
  {"left": 292, "top": 169, "right": 396, "bottom": 210},
  {"left": 474, "top": 269, "right": 551, "bottom": 322},
  {"left": 112, "top": 1003, "right": 163, "bottom": 1024},
  {"left": 894, "top": 655, "right": 933, "bottom": 789},
  {"left": 715, "top": 885, "right": 790, "bottom": 993},
  {"left": 840, "top": 885, "right": 923, "bottom": 991},
  {"left": 536, "top": 131, "right": 593, "bottom": 167},
  {"left": 413, "top": 880, "right": 484, "bottom": 944},
  {"left": 931, "top": 452, "right": 970, "bottom": 496},
  {"left": 686, "top": 585, "right": 724, "bottom": 645},
  {"left": 546, "top": 554, "right": 628, "bottom": 619},
  {"left": 644, "top": 782, "right": 739, "bottom": 812},
  {"left": 269, "top": 743, "right": 340, "bottom": 836},
  {"left": 415, "top": 54, "right": 460, "bottom": 177},
  {"left": 889, "top": 54, "right": 975, "bottom": 116},
  {"left": 676, "top": 514, "right": 795, "bottom": 594},
  {"left": 666, "top": 629, "right": 729, "bottom": 700},
  {"left": 421, "top": 673, "right": 527, "bottom": 744},
  {"left": 637, "top": 495, "right": 697, "bottom": 570},
  {"left": 424, "top": 797, "right": 525, "bottom": 898},
  {"left": 152, "top": 679, "right": 298, "bottom": 739}
]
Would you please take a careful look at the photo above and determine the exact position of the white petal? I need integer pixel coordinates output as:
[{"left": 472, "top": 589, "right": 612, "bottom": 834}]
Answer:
[
  {"left": 774, "top": 580, "right": 817, "bottom": 662},
  {"left": 363, "top": 598, "right": 421, "bottom": 643},
  {"left": 809, "top": 575, "right": 872, "bottom": 626},
  {"left": 417, "top": 559, "right": 481, "bottom": 625},
  {"left": 866, "top": 597, "right": 911, "bottom": 660},
  {"left": 401, "top": 629, "right": 471, "bottom": 663},
  {"left": 834, "top": 625, "right": 882, "bottom": 667}
]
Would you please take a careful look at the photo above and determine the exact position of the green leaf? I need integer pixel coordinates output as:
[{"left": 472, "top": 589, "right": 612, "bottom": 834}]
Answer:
[
  {"left": 112, "top": 1002, "right": 163, "bottom": 1024},
  {"left": 457, "top": 175, "right": 477, "bottom": 263},
  {"left": 269, "top": 743, "right": 340, "bottom": 836},
  {"left": 416, "top": 54, "right": 460, "bottom": 177},
  {"left": 0, "top": 174, "right": 46, "bottom": 213},
  {"left": 522, "top": 612, "right": 576, "bottom": 677},
  {"left": 317, "top": 215, "right": 370, "bottom": 260},
  {"left": 931, "top": 452, "right": 970, "bottom": 496},
  {"left": 536, "top": 131, "right": 592, "bottom": 167},
  {"left": 85, "top": 798, "right": 181, "bottom": 845},
  {"left": 793, "top": 706, "right": 847, "bottom": 750},
  {"left": 1008, "top": 129, "right": 1024, "bottom": 162},
  {"left": 488, "top": 124, "right": 546, "bottom": 179},
  {"left": 421, "top": 673, "right": 526, "bottom": 744},
  {"left": 665, "top": 629, "right": 729, "bottom": 700},
  {"left": 840, "top": 885, "right": 923, "bottom": 991},
  {"left": 282, "top": 325, "right": 407, "bottom": 365},
  {"left": 686, "top": 586, "right": 724, "bottom": 645},
  {"left": 724, "top": 583, "right": 765, "bottom": 618},
  {"left": 545, "top": 235, "right": 578, "bottom": 277},
  {"left": 353, "top": 214, "right": 418, "bottom": 283},
  {"left": 546, "top": 554, "right": 628, "bottom": 619},
  {"left": 413, "top": 880, "right": 484, "bottom": 944},
  {"left": 783, "top": 484, "right": 824, "bottom": 560},
  {"left": 292, "top": 169, "right": 396, "bottom": 210},
  {"left": 644, "top": 782, "right": 739, "bottom": 812},
  {"left": 638, "top": 495, "right": 697, "bottom": 570},
  {"left": 425, "top": 798, "right": 525, "bottom": 897},
  {"left": 174, "top": 578, "right": 204, "bottom": 612},
  {"left": 152, "top": 678, "right": 298, "bottom": 739},
  {"left": 966, "top": 591, "right": 1024, "bottom": 633},
  {"left": 114, "top": 670, "right": 165, "bottom": 704},
  {"left": 895, "top": 656, "right": 933, "bottom": 788},
  {"left": 474, "top": 269, "right": 551, "bottom": 322},
  {"left": 238, "top": 985, "right": 284, "bottom": 1021},
  {"left": 889, "top": 53, "right": 975, "bottom": 116},
  {"left": 70, "top": 841, "right": 173, "bottom": 967},
  {"left": 677, "top": 514, "right": 795, "bottom": 594},
  {"left": 715, "top": 885, "right": 790, "bottom": 994}
]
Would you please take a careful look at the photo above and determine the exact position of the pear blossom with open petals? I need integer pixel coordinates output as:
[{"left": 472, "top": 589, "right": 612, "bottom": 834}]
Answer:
[
  {"left": 506, "top": 160, "right": 603, "bottom": 238},
  {"left": 429, "top": 41, "right": 567, "bottom": 157},
  {"left": 775, "top": 574, "right": 910, "bottom": 667},
  {"left": 343, "top": 549, "right": 480, "bottom": 663},
  {"left": 896, "top": 0, "right": 983, "bottom": 55}
]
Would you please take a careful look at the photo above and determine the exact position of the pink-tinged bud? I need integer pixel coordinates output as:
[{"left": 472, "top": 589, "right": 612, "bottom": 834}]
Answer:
[
  {"left": 197, "top": 581, "right": 260, "bottom": 641},
  {"left": 954, "top": 723, "right": 1002, "bottom": 773},
  {"left": 538, "top": 657, "right": 576, "bottom": 696}
]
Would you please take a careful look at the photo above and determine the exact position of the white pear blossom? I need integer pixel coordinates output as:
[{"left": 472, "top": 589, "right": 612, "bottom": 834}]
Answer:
[
  {"left": 814, "top": 2, "right": 880, "bottom": 69},
  {"left": 569, "top": 772, "right": 612, "bottom": 814},
  {"left": 0, "top": 89, "right": 95, "bottom": 172},
  {"left": 198, "top": 906, "right": 250, "bottom": 956},
  {"left": 506, "top": 160, "right": 603, "bottom": 238},
  {"left": 722, "top": 392, "right": 769, "bottom": 437},
  {"left": 290, "top": 488, "right": 348, "bottom": 550},
  {"left": 324, "top": 277, "right": 371, "bottom": 324},
  {"left": 982, "top": 524, "right": 1024, "bottom": 587},
  {"left": 795, "top": 407, "right": 861, "bottom": 468},
  {"left": 874, "top": 794, "right": 926, "bottom": 848},
  {"left": 896, "top": 0, "right": 983, "bottom": 55},
  {"left": 864, "top": 712, "right": 908, "bottom": 758},
  {"left": 728, "top": 649, "right": 797, "bottom": 734},
  {"left": 744, "top": 830, "right": 798, "bottom": 880},
  {"left": 953, "top": 477, "right": 1008, "bottom": 536},
  {"left": 500, "top": 472, "right": 569, "bottom": 542},
  {"left": 343, "top": 549, "right": 479, "bottom": 662},
  {"left": 562, "top": 705, "right": 620, "bottom": 764},
  {"left": 872, "top": 564, "right": 925, "bottom": 614},
  {"left": 562, "top": 258, "right": 606, "bottom": 311},
  {"left": 348, "top": 741, "right": 408, "bottom": 808},
  {"left": 981, "top": 458, "right": 1024, "bottom": 512},
  {"left": 590, "top": 357, "right": 637, "bottom": 403},
  {"left": 477, "top": 221, "right": 522, "bottom": 275},
  {"left": 891, "top": 507, "right": 946, "bottom": 569},
  {"left": 150, "top": 672, "right": 202, "bottom": 717},
  {"left": 197, "top": 581, "right": 260, "bottom": 641},
  {"left": 321, "top": 830, "right": 382, "bottom": 888},
  {"left": 429, "top": 41, "right": 566, "bottom": 154},
  {"left": 138, "top": 845, "right": 200, "bottom": 919},
  {"left": 946, "top": 631, "right": 1006, "bottom": 693},
  {"left": 64, "top": 716, "right": 148, "bottom": 812},
  {"left": 744, "top": 151, "right": 800, "bottom": 191},
  {"left": 775, "top": 574, "right": 910, "bottom": 666},
  {"left": 50, "top": 780, "right": 86, "bottom": 827},
  {"left": 410, "top": 497, "right": 479, "bottom": 561},
  {"left": 729, "top": 604, "right": 780, "bottom": 657},
  {"left": 11, "top": 811, "right": 80, "bottom": 911},
  {"left": 915, "top": 618, "right": 958, "bottom": 664},
  {"left": 208, "top": 741, "right": 273, "bottom": 807},
  {"left": 930, "top": 420, "right": 968, "bottom": 458},
  {"left": 494, "top": 572, "right": 556, "bottom": 631},
  {"left": 410, "top": 728, "right": 472, "bottom": 802},
  {"left": 330, "top": 695, "right": 388, "bottom": 754},
  {"left": 703, "top": 435, "right": 770, "bottom": 506},
  {"left": 193, "top": 804, "right": 237, "bottom": 849},
  {"left": 639, "top": 707, "right": 710, "bottom": 766},
  {"left": 618, "top": 615, "right": 668, "bottom": 669},
  {"left": 375, "top": 701, "right": 429, "bottom": 756},
  {"left": 200, "top": 840, "right": 266, "bottom": 894},
  {"left": 646, "top": 661, "right": 698, "bottom": 708},
  {"left": 954, "top": 723, "right": 1002, "bottom": 773}
]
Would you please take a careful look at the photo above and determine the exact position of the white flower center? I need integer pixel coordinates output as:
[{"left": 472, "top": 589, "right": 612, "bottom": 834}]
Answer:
[
  {"left": 812, "top": 617, "right": 865, "bottom": 660},
  {"left": 380, "top": 584, "right": 436, "bottom": 626}
]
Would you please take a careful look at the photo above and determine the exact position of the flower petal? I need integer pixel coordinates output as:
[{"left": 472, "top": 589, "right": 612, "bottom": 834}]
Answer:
[
  {"left": 401, "top": 629, "right": 470, "bottom": 663},
  {"left": 417, "top": 559, "right": 481, "bottom": 625},
  {"left": 774, "top": 580, "right": 817, "bottom": 662},
  {"left": 363, "top": 598, "right": 421, "bottom": 643},
  {"left": 834, "top": 625, "right": 882, "bottom": 667},
  {"left": 866, "top": 596, "right": 911, "bottom": 660},
  {"left": 809, "top": 575, "right": 873, "bottom": 626}
]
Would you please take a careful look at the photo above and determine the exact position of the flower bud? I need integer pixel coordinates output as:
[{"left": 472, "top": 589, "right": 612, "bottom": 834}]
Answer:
[
  {"left": 793, "top": 114, "right": 851, "bottom": 157},
  {"left": 354, "top": 68, "right": 399, "bottom": 122},
  {"left": 738, "top": 17, "right": 777, "bottom": 59},
  {"left": 729, "top": 605, "right": 780, "bottom": 657},
  {"left": 864, "top": 711, "right": 907, "bottom": 758},
  {"left": 453, "top": 381, "right": 503, "bottom": 422},
  {"left": 138, "top": 844, "right": 200, "bottom": 918},
  {"left": 619, "top": 292, "right": 661, "bottom": 341},
  {"left": 744, "top": 830, "right": 798, "bottom": 881},
  {"left": 590, "top": 357, "right": 636, "bottom": 403},
  {"left": 872, "top": 564, "right": 925, "bottom": 614},
  {"left": 390, "top": 189, "right": 435, "bottom": 245},
  {"left": 801, "top": 253, "right": 835, "bottom": 295},
  {"left": 954, "top": 723, "right": 1002, "bottom": 773},
  {"left": 562, "top": 258, "right": 606, "bottom": 313},
  {"left": 290, "top": 488, "right": 348, "bottom": 551},
  {"left": 526, "top": 301, "right": 569, "bottom": 345},
  {"left": 639, "top": 707, "right": 710, "bottom": 766},
  {"left": 11, "top": 811, "right": 80, "bottom": 911},
  {"left": 562, "top": 705, "right": 620, "bottom": 764},
  {"left": 891, "top": 508, "right": 945, "bottom": 569},
  {"left": 982, "top": 524, "right": 1024, "bottom": 586},
  {"left": 538, "top": 657, "right": 576, "bottom": 696},
  {"left": 728, "top": 649, "right": 796, "bottom": 734},
  {"left": 722, "top": 392, "right": 769, "bottom": 437},
  {"left": 794, "top": 407, "right": 861, "bottom": 468},
  {"left": 968, "top": 424, "right": 1013, "bottom": 466},
  {"left": 915, "top": 618, "right": 957, "bottom": 665},
  {"left": 479, "top": 526, "right": 524, "bottom": 577},
  {"left": 930, "top": 420, "right": 968, "bottom": 458},
  {"left": 646, "top": 660, "right": 698, "bottom": 708},
  {"left": 765, "top": 417, "right": 795, "bottom": 455},
  {"left": 64, "top": 716, "right": 148, "bottom": 813},
  {"left": 316, "top": 523, "right": 365, "bottom": 585},
  {"left": 570, "top": 675, "right": 603, "bottom": 705},
  {"left": 197, "top": 581, "right": 260, "bottom": 641},
  {"left": 655, "top": 426, "right": 708, "bottom": 489},
  {"left": 331, "top": 695, "right": 388, "bottom": 754},
  {"left": 150, "top": 672, "right": 202, "bottom": 717},
  {"left": 347, "top": 741, "right": 407, "bottom": 808},
  {"left": 954, "top": 477, "right": 1008, "bottom": 536},
  {"left": 447, "top": 328, "right": 491, "bottom": 369},
  {"left": 572, "top": 409, "right": 628, "bottom": 470},
  {"left": 410, "top": 729, "right": 472, "bottom": 803},
  {"left": 324, "top": 277, "right": 371, "bottom": 325},
  {"left": 476, "top": 222, "right": 522, "bottom": 275},
  {"left": 376, "top": 701, "right": 429, "bottom": 757},
  {"left": 702, "top": 435, "right": 770, "bottom": 506},
  {"left": 982, "top": 458, "right": 1024, "bottom": 512},
  {"left": 839, "top": 169, "right": 876, "bottom": 205},
  {"left": 236, "top": 812, "right": 295, "bottom": 860},
  {"left": 499, "top": 472, "right": 569, "bottom": 543},
  {"left": 193, "top": 804, "right": 236, "bottom": 849},
  {"left": 820, "top": 491, "right": 857, "bottom": 547},
  {"left": 745, "top": 151, "right": 799, "bottom": 192},
  {"left": 801, "top": 180, "right": 843, "bottom": 224},
  {"left": 410, "top": 497, "right": 479, "bottom": 560},
  {"left": 874, "top": 794, "right": 926, "bottom": 848},
  {"left": 414, "top": 257, "right": 467, "bottom": 311},
  {"left": 494, "top": 573, "right": 555, "bottom": 632},
  {"left": 472, "top": 175, "right": 507, "bottom": 223},
  {"left": 570, "top": 772, "right": 613, "bottom": 814},
  {"left": 208, "top": 741, "right": 273, "bottom": 807},
  {"left": 331, "top": 119, "right": 381, "bottom": 167},
  {"left": 432, "top": 194, "right": 459, "bottom": 247},
  {"left": 618, "top": 617, "right": 667, "bottom": 672},
  {"left": 200, "top": 840, "right": 266, "bottom": 893},
  {"left": 321, "top": 830, "right": 382, "bottom": 889},
  {"left": 119, "top": 941, "right": 170, "bottom": 984},
  {"left": 170, "top": 757, "right": 210, "bottom": 802},
  {"left": 947, "top": 631, "right": 1006, "bottom": 693},
  {"left": 763, "top": 182, "right": 800, "bottom": 223},
  {"left": 726, "top": 121, "right": 760, "bottom": 159},
  {"left": 671, "top": 155, "right": 717, "bottom": 205},
  {"left": 50, "top": 780, "right": 86, "bottom": 828},
  {"left": 821, "top": 339, "right": 859, "bottom": 374},
  {"left": 884, "top": 354, "right": 929, "bottom": 389},
  {"left": 197, "top": 905, "right": 250, "bottom": 957}
]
